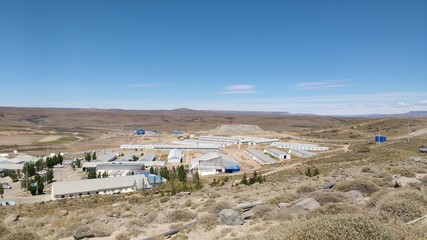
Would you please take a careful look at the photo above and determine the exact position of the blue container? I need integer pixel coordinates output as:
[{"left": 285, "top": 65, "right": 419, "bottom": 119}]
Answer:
[
  {"left": 375, "top": 136, "right": 387, "bottom": 142},
  {"left": 136, "top": 129, "right": 145, "bottom": 135}
]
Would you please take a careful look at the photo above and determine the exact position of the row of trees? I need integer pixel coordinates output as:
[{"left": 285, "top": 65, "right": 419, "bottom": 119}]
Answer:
[
  {"left": 241, "top": 171, "right": 266, "bottom": 185},
  {"left": 84, "top": 152, "right": 97, "bottom": 162},
  {"left": 86, "top": 169, "right": 108, "bottom": 179},
  {"left": 149, "top": 165, "right": 202, "bottom": 195}
]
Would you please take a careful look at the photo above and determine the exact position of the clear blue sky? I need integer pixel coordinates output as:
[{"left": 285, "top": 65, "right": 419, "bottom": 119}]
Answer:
[{"left": 1, "top": 0, "right": 426, "bottom": 115}]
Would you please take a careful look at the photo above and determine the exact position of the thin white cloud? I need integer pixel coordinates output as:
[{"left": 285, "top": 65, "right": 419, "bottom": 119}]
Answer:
[
  {"left": 294, "top": 80, "right": 352, "bottom": 90},
  {"left": 221, "top": 85, "right": 256, "bottom": 94},
  {"left": 421, "top": 100, "right": 427, "bottom": 105},
  {"left": 395, "top": 101, "right": 409, "bottom": 108}
]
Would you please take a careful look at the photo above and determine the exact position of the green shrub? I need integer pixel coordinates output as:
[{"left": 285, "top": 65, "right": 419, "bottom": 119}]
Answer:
[
  {"left": 304, "top": 167, "right": 320, "bottom": 177},
  {"left": 263, "top": 214, "right": 398, "bottom": 240}
]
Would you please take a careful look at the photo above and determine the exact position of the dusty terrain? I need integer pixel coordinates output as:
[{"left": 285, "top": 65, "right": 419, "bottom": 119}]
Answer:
[{"left": 0, "top": 107, "right": 426, "bottom": 240}]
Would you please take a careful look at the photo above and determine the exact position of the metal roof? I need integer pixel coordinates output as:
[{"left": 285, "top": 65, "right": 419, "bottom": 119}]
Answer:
[
  {"left": 245, "top": 149, "right": 276, "bottom": 164},
  {"left": 265, "top": 149, "right": 290, "bottom": 156},
  {"left": 190, "top": 152, "right": 239, "bottom": 170},
  {"left": 168, "top": 149, "right": 182, "bottom": 160},
  {"left": 52, "top": 175, "right": 150, "bottom": 197}
]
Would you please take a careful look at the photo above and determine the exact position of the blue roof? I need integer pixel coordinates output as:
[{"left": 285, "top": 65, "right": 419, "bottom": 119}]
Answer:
[{"left": 137, "top": 172, "right": 165, "bottom": 184}]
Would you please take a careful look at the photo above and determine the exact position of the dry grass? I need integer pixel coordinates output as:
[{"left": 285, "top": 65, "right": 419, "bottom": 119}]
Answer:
[
  {"left": 389, "top": 167, "right": 416, "bottom": 178},
  {"left": 208, "top": 201, "right": 232, "bottom": 214},
  {"left": 166, "top": 209, "right": 196, "bottom": 223},
  {"left": 308, "top": 190, "right": 350, "bottom": 205},
  {"left": 252, "top": 204, "right": 277, "bottom": 219},
  {"left": 262, "top": 214, "right": 400, "bottom": 240},
  {"left": 334, "top": 179, "right": 380, "bottom": 195},
  {"left": 295, "top": 185, "right": 317, "bottom": 195},
  {"left": 372, "top": 189, "right": 427, "bottom": 223},
  {"left": 265, "top": 194, "right": 293, "bottom": 205},
  {"left": 197, "top": 213, "right": 218, "bottom": 231}
]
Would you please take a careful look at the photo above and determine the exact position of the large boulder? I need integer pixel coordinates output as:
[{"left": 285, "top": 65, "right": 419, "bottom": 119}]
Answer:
[
  {"left": 293, "top": 198, "right": 321, "bottom": 211},
  {"left": 392, "top": 176, "right": 422, "bottom": 188},
  {"left": 324, "top": 182, "right": 337, "bottom": 189},
  {"left": 73, "top": 229, "right": 94, "bottom": 240},
  {"left": 218, "top": 209, "right": 244, "bottom": 226},
  {"left": 346, "top": 190, "right": 364, "bottom": 201}
]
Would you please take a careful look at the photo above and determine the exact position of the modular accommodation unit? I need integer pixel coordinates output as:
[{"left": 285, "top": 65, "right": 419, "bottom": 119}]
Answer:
[
  {"left": 172, "top": 140, "right": 232, "bottom": 148},
  {"left": 120, "top": 144, "right": 155, "bottom": 149},
  {"left": 288, "top": 149, "right": 317, "bottom": 158},
  {"left": 264, "top": 149, "right": 291, "bottom": 159},
  {"left": 154, "top": 145, "right": 219, "bottom": 151},
  {"left": 244, "top": 149, "right": 276, "bottom": 165},
  {"left": 271, "top": 142, "right": 329, "bottom": 151}
]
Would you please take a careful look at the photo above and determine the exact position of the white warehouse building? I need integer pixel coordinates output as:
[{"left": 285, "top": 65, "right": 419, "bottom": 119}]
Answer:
[
  {"left": 190, "top": 152, "right": 240, "bottom": 176},
  {"left": 271, "top": 142, "right": 329, "bottom": 151},
  {"left": 289, "top": 149, "right": 317, "bottom": 158},
  {"left": 51, "top": 175, "right": 152, "bottom": 200}
]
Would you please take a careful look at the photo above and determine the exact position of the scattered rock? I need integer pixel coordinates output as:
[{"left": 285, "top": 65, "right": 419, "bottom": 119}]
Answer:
[
  {"left": 278, "top": 202, "right": 291, "bottom": 208},
  {"left": 4, "top": 213, "right": 20, "bottom": 224},
  {"left": 238, "top": 200, "right": 263, "bottom": 210},
  {"left": 324, "top": 182, "right": 336, "bottom": 189},
  {"left": 177, "top": 191, "right": 191, "bottom": 197},
  {"left": 392, "top": 176, "right": 422, "bottom": 188},
  {"left": 346, "top": 190, "right": 364, "bottom": 200},
  {"left": 59, "top": 210, "right": 68, "bottom": 216},
  {"left": 218, "top": 209, "right": 244, "bottom": 226},
  {"left": 241, "top": 210, "right": 255, "bottom": 220},
  {"left": 73, "top": 229, "right": 94, "bottom": 240},
  {"left": 293, "top": 198, "right": 321, "bottom": 211},
  {"left": 121, "top": 211, "right": 133, "bottom": 218}
]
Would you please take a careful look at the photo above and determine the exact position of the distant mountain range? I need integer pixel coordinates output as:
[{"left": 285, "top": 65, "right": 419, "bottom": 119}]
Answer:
[
  {"left": 1, "top": 106, "right": 426, "bottom": 118},
  {"left": 337, "top": 111, "right": 427, "bottom": 118}
]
